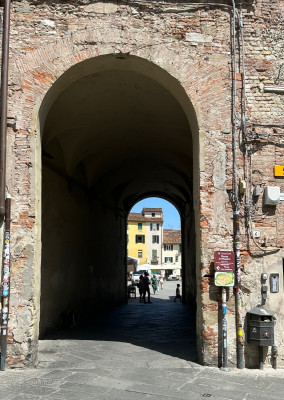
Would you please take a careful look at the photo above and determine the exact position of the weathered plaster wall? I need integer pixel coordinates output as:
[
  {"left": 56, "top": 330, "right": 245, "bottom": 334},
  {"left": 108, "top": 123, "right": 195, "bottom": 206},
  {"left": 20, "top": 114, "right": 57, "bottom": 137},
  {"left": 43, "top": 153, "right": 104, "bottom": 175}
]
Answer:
[{"left": 1, "top": 0, "right": 283, "bottom": 368}]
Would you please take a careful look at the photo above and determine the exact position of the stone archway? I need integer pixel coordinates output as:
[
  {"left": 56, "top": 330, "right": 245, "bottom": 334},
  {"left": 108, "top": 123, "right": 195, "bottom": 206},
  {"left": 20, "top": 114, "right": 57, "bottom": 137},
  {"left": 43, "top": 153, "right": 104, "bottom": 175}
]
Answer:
[
  {"left": 13, "top": 21, "right": 240, "bottom": 364},
  {"left": 8, "top": 27, "right": 233, "bottom": 364},
  {"left": 38, "top": 54, "right": 200, "bottom": 349}
]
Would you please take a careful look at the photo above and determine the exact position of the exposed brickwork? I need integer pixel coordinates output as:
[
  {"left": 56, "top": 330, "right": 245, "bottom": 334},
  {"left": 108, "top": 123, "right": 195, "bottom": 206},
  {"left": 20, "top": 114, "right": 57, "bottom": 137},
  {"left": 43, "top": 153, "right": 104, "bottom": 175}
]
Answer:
[{"left": 1, "top": 0, "right": 283, "bottom": 368}]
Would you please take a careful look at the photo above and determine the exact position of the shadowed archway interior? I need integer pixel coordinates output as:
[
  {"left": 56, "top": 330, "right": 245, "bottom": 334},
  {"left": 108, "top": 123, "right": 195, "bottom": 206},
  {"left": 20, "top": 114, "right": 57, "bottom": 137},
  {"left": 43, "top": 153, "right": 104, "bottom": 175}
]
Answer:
[{"left": 39, "top": 55, "right": 198, "bottom": 338}]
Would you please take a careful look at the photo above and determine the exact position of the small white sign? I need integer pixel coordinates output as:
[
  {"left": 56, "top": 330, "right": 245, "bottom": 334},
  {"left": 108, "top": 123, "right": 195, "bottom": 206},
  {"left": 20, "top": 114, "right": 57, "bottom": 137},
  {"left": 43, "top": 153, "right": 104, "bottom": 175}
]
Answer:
[{"left": 251, "top": 230, "right": 261, "bottom": 238}]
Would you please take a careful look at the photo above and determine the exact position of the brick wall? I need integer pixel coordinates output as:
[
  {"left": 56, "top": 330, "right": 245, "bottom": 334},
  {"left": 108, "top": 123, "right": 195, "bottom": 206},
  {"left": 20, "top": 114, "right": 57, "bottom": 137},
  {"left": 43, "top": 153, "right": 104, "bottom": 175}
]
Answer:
[{"left": 2, "top": 0, "right": 283, "bottom": 367}]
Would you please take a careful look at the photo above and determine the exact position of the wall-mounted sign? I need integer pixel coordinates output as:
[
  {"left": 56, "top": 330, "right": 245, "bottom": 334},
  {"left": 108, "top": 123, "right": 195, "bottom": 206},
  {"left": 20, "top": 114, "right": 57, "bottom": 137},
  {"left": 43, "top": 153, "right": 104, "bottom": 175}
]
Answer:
[
  {"left": 274, "top": 165, "right": 284, "bottom": 177},
  {"left": 214, "top": 251, "right": 235, "bottom": 272},
  {"left": 215, "top": 271, "right": 235, "bottom": 287}
]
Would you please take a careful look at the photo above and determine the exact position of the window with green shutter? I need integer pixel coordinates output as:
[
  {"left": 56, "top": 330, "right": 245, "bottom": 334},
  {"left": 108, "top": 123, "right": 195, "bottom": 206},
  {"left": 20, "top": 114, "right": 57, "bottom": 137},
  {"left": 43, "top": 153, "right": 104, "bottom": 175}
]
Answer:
[{"left": 136, "top": 235, "right": 145, "bottom": 243}]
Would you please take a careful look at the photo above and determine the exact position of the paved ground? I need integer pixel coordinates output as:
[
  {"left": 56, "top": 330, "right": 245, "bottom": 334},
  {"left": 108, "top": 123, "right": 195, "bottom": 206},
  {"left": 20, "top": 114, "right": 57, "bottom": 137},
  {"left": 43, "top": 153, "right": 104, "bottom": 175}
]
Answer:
[{"left": 0, "top": 281, "right": 283, "bottom": 399}]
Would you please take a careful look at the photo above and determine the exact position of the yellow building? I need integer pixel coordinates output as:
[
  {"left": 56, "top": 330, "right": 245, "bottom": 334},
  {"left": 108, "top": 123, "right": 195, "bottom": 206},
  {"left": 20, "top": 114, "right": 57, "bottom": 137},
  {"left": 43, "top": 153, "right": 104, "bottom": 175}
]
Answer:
[{"left": 127, "top": 213, "right": 147, "bottom": 265}]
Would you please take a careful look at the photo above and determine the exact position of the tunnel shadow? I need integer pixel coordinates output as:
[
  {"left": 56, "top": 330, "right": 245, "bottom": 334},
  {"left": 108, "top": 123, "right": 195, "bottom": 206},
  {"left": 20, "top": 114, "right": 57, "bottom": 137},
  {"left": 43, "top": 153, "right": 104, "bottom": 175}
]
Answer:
[{"left": 40, "top": 293, "right": 197, "bottom": 364}]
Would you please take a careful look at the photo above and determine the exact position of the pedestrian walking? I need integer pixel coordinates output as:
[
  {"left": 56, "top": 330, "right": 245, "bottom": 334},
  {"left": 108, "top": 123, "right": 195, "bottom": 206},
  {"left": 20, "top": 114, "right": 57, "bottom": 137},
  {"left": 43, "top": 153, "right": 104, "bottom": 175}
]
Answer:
[
  {"left": 156, "top": 274, "right": 160, "bottom": 291},
  {"left": 174, "top": 283, "right": 182, "bottom": 302},
  {"left": 142, "top": 271, "right": 152, "bottom": 303},
  {"left": 160, "top": 276, "right": 164, "bottom": 289},
  {"left": 152, "top": 274, "right": 158, "bottom": 295}
]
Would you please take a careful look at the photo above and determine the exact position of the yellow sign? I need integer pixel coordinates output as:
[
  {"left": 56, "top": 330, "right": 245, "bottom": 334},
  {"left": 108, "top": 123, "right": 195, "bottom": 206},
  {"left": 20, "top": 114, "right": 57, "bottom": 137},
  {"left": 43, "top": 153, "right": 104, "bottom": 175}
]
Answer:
[{"left": 275, "top": 165, "right": 284, "bottom": 177}]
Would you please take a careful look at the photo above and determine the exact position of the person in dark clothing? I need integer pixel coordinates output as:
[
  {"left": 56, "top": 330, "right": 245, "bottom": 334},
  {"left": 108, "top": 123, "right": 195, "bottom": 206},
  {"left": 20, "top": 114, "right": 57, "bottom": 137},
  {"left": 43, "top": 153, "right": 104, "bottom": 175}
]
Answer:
[
  {"left": 174, "top": 283, "right": 182, "bottom": 302},
  {"left": 142, "top": 271, "right": 151, "bottom": 304},
  {"left": 137, "top": 274, "right": 144, "bottom": 303}
]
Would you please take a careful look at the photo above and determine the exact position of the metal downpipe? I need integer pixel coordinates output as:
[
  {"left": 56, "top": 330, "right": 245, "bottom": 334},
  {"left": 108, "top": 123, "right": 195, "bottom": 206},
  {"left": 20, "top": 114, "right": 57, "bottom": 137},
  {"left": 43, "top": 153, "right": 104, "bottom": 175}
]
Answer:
[
  {"left": 0, "top": 0, "right": 11, "bottom": 218},
  {"left": 231, "top": 0, "right": 244, "bottom": 369}
]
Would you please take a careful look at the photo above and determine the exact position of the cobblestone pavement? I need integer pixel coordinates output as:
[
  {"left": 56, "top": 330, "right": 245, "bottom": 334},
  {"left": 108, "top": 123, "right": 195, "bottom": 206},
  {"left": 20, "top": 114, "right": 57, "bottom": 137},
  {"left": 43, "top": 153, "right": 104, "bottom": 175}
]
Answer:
[{"left": 0, "top": 281, "right": 283, "bottom": 399}]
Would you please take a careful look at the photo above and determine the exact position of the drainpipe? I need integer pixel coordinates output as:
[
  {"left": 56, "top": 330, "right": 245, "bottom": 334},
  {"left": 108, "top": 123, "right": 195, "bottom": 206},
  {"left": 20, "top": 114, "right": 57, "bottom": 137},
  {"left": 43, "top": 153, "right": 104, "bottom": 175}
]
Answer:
[
  {"left": 231, "top": 0, "right": 244, "bottom": 369},
  {"left": 263, "top": 86, "right": 284, "bottom": 93},
  {"left": 0, "top": 193, "right": 11, "bottom": 371},
  {"left": 0, "top": 0, "right": 11, "bottom": 218}
]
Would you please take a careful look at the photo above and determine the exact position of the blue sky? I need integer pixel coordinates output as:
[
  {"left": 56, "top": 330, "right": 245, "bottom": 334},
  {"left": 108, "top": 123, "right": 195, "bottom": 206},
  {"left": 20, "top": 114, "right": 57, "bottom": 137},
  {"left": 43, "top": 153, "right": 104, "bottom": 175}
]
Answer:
[{"left": 130, "top": 197, "right": 181, "bottom": 230}]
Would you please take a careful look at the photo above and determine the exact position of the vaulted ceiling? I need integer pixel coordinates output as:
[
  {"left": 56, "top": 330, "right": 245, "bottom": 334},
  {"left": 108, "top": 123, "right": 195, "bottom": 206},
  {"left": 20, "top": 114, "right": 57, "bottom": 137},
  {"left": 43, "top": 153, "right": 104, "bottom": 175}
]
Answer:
[{"left": 41, "top": 55, "right": 196, "bottom": 212}]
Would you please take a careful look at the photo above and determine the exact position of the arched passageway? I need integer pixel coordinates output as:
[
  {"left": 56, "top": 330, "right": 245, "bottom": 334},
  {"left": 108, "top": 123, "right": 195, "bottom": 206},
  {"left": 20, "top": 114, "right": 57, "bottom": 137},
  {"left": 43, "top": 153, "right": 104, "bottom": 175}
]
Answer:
[{"left": 39, "top": 55, "right": 199, "bottom": 344}]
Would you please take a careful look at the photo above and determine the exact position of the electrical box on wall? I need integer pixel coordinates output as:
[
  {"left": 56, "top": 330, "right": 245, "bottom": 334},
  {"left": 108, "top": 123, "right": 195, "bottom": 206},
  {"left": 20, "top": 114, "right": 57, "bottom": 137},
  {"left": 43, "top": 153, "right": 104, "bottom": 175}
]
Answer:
[
  {"left": 253, "top": 185, "right": 261, "bottom": 197},
  {"left": 274, "top": 165, "right": 284, "bottom": 177},
  {"left": 270, "top": 274, "right": 279, "bottom": 293},
  {"left": 264, "top": 186, "right": 280, "bottom": 206},
  {"left": 239, "top": 180, "right": 246, "bottom": 194},
  {"left": 261, "top": 273, "right": 268, "bottom": 281}
]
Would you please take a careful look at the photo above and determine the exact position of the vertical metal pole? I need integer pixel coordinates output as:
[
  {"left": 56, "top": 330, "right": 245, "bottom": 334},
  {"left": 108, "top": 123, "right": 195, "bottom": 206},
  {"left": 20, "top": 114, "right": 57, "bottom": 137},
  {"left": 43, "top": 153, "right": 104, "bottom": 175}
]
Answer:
[
  {"left": 234, "top": 211, "right": 244, "bottom": 369},
  {"left": 220, "top": 288, "right": 230, "bottom": 371},
  {"left": 0, "top": 0, "right": 11, "bottom": 218},
  {"left": 0, "top": 194, "right": 11, "bottom": 370}
]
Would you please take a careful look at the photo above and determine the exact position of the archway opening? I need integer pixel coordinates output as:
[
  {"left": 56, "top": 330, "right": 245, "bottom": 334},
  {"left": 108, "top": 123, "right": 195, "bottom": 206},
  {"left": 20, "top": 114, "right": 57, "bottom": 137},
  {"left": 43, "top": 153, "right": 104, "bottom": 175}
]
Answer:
[
  {"left": 39, "top": 55, "right": 198, "bottom": 346},
  {"left": 127, "top": 197, "right": 182, "bottom": 285}
]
